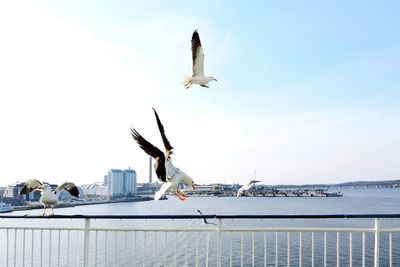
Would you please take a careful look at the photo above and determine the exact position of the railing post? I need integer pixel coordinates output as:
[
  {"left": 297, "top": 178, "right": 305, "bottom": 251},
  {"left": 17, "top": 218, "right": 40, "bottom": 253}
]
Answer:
[
  {"left": 83, "top": 218, "right": 91, "bottom": 267},
  {"left": 217, "top": 218, "right": 222, "bottom": 267},
  {"left": 374, "top": 218, "right": 380, "bottom": 267}
]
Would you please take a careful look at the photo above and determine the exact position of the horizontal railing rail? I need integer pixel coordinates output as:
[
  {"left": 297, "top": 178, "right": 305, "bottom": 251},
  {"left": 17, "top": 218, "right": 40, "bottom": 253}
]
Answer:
[{"left": 1, "top": 213, "right": 400, "bottom": 219}]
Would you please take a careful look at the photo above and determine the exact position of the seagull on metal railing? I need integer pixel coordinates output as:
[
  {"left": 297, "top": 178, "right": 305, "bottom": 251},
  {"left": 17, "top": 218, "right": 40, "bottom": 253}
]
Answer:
[
  {"left": 183, "top": 30, "right": 217, "bottom": 89},
  {"left": 19, "top": 179, "right": 80, "bottom": 216},
  {"left": 131, "top": 108, "right": 196, "bottom": 201},
  {"left": 236, "top": 180, "right": 261, "bottom": 198}
]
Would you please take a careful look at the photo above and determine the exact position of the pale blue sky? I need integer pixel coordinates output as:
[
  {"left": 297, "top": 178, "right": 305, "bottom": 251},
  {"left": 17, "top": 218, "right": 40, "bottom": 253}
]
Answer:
[{"left": 0, "top": 1, "right": 399, "bottom": 186}]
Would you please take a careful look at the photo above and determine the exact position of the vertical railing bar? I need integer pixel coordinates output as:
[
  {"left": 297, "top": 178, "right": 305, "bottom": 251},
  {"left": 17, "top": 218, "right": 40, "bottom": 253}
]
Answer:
[
  {"left": 113, "top": 231, "right": 116, "bottom": 267},
  {"left": 67, "top": 230, "right": 70, "bottom": 267},
  {"left": 264, "top": 232, "right": 267, "bottom": 267},
  {"left": 217, "top": 219, "right": 222, "bottom": 267},
  {"left": 175, "top": 231, "right": 177, "bottom": 267},
  {"left": 49, "top": 230, "right": 52, "bottom": 267},
  {"left": 230, "top": 232, "right": 233, "bottom": 267},
  {"left": 23, "top": 229, "right": 26, "bottom": 267},
  {"left": 75, "top": 230, "right": 79, "bottom": 267},
  {"left": 185, "top": 232, "right": 188, "bottom": 267},
  {"left": 311, "top": 232, "right": 314, "bottom": 267},
  {"left": 389, "top": 233, "right": 392, "bottom": 267},
  {"left": 206, "top": 232, "right": 210, "bottom": 267},
  {"left": 155, "top": 231, "right": 158, "bottom": 267},
  {"left": 374, "top": 218, "right": 380, "bottom": 267},
  {"left": 104, "top": 231, "right": 108, "bottom": 267},
  {"left": 22, "top": 229, "right": 26, "bottom": 267},
  {"left": 252, "top": 232, "right": 255, "bottom": 267},
  {"left": 124, "top": 231, "right": 127, "bottom": 267},
  {"left": 134, "top": 231, "right": 137, "bottom": 266},
  {"left": 196, "top": 231, "right": 199, "bottom": 267},
  {"left": 144, "top": 231, "right": 147, "bottom": 267},
  {"left": 31, "top": 229, "right": 34, "bottom": 267},
  {"left": 6, "top": 229, "right": 9, "bottom": 267},
  {"left": 95, "top": 230, "right": 98, "bottom": 267},
  {"left": 337, "top": 232, "right": 340, "bottom": 267},
  {"left": 349, "top": 232, "right": 353, "bottom": 267},
  {"left": 164, "top": 232, "right": 167, "bottom": 267},
  {"left": 362, "top": 232, "right": 365, "bottom": 267},
  {"left": 57, "top": 230, "right": 61, "bottom": 267},
  {"left": 275, "top": 232, "right": 278, "bottom": 267},
  {"left": 324, "top": 232, "right": 327, "bottom": 267},
  {"left": 241, "top": 233, "right": 244, "bottom": 267},
  {"left": 299, "top": 232, "right": 302, "bottom": 267},
  {"left": 84, "top": 218, "right": 91, "bottom": 267},
  {"left": 287, "top": 232, "right": 290, "bottom": 267},
  {"left": 14, "top": 229, "right": 17, "bottom": 267},
  {"left": 40, "top": 229, "right": 43, "bottom": 267}
]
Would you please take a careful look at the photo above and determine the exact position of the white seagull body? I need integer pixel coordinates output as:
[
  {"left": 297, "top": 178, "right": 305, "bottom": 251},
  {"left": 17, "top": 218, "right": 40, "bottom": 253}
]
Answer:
[
  {"left": 236, "top": 180, "right": 261, "bottom": 198},
  {"left": 19, "top": 179, "right": 80, "bottom": 216},
  {"left": 183, "top": 30, "right": 217, "bottom": 89},
  {"left": 131, "top": 108, "right": 195, "bottom": 201},
  {"left": 154, "top": 159, "right": 195, "bottom": 200}
]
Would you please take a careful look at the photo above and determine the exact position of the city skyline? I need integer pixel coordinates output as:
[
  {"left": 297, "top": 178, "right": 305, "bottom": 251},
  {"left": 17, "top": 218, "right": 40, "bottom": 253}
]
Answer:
[{"left": 0, "top": 1, "right": 399, "bottom": 186}]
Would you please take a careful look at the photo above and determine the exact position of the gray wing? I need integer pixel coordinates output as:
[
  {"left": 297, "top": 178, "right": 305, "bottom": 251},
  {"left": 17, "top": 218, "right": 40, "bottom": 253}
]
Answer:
[
  {"left": 19, "top": 179, "right": 43, "bottom": 195},
  {"left": 56, "top": 182, "right": 80, "bottom": 197},
  {"left": 191, "top": 30, "right": 204, "bottom": 77}
]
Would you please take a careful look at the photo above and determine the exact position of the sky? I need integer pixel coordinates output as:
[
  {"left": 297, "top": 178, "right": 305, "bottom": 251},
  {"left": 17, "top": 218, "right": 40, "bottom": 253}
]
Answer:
[{"left": 0, "top": 1, "right": 399, "bottom": 186}]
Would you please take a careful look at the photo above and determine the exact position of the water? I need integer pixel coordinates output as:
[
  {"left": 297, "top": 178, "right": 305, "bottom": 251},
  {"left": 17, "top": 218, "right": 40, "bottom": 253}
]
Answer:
[
  {"left": 11, "top": 187, "right": 400, "bottom": 216},
  {"left": 2, "top": 188, "right": 400, "bottom": 266}
]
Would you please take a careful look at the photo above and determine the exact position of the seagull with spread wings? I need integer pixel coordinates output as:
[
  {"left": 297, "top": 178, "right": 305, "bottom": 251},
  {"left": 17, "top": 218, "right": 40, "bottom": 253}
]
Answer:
[
  {"left": 183, "top": 30, "right": 217, "bottom": 89},
  {"left": 131, "top": 108, "right": 195, "bottom": 200},
  {"left": 19, "top": 179, "right": 80, "bottom": 216},
  {"left": 236, "top": 180, "right": 261, "bottom": 198}
]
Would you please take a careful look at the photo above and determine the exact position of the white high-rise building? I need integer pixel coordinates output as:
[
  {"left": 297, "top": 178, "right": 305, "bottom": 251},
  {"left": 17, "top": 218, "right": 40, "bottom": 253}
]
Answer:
[{"left": 107, "top": 168, "right": 137, "bottom": 199}]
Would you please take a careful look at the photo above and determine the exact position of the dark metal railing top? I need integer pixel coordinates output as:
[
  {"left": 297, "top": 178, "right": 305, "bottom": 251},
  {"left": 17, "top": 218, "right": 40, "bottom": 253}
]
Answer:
[{"left": 1, "top": 214, "right": 400, "bottom": 219}]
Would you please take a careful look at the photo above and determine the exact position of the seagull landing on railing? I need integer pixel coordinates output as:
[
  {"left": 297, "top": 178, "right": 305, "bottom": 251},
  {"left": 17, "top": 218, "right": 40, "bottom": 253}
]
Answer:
[
  {"left": 183, "top": 30, "right": 217, "bottom": 89},
  {"left": 131, "top": 108, "right": 196, "bottom": 201},
  {"left": 19, "top": 179, "right": 80, "bottom": 216},
  {"left": 236, "top": 180, "right": 261, "bottom": 198}
]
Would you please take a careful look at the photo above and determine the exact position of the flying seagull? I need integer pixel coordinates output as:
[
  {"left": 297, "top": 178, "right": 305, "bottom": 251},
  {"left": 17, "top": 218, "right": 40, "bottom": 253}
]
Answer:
[
  {"left": 197, "top": 209, "right": 217, "bottom": 225},
  {"left": 236, "top": 180, "right": 261, "bottom": 198},
  {"left": 19, "top": 179, "right": 79, "bottom": 216},
  {"left": 183, "top": 30, "right": 217, "bottom": 89},
  {"left": 131, "top": 108, "right": 195, "bottom": 200}
]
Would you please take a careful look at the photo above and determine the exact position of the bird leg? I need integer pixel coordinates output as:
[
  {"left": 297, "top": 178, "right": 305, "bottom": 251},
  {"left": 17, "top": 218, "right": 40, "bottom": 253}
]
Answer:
[
  {"left": 175, "top": 190, "right": 188, "bottom": 201},
  {"left": 40, "top": 206, "right": 47, "bottom": 217},
  {"left": 185, "top": 81, "right": 192, "bottom": 89},
  {"left": 175, "top": 190, "right": 189, "bottom": 201},
  {"left": 51, "top": 206, "right": 55, "bottom": 216}
]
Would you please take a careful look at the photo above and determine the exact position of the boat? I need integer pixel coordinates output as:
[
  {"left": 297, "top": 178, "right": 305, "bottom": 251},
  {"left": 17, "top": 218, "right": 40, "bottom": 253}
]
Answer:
[{"left": 0, "top": 202, "right": 13, "bottom": 213}]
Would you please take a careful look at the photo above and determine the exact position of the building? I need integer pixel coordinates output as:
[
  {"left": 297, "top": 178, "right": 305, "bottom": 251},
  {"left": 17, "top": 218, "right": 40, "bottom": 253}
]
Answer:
[
  {"left": 81, "top": 183, "right": 108, "bottom": 199},
  {"left": 106, "top": 168, "right": 137, "bottom": 199}
]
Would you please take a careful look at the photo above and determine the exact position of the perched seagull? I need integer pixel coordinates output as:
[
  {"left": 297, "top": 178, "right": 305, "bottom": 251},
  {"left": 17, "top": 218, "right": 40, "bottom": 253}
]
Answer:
[
  {"left": 19, "top": 179, "right": 80, "bottom": 216},
  {"left": 236, "top": 180, "right": 261, "bottom": 198},
  {"left": 131, "top": 108, "right": 195, "bottom": 200},
  {"left": 197, "top": 209, "right": 217, "bottom": 225},
  {"left": 183, "top": 30, "right": 217, "bottom": 89}
]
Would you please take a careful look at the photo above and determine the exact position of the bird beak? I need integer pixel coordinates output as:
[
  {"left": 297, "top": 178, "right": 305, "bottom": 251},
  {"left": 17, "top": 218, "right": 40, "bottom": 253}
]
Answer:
[
  {"left": 213, "top": 78, "right": 218, "bottom": 81},
  {"left": 192, "top": 184, "right": 196, "bottom": 190}
]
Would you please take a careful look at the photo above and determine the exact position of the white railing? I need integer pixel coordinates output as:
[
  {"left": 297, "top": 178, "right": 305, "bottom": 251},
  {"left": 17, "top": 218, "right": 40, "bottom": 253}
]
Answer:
[{"left": 0, "top": 214, "right": 399, "bottom": 267}]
